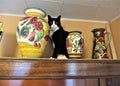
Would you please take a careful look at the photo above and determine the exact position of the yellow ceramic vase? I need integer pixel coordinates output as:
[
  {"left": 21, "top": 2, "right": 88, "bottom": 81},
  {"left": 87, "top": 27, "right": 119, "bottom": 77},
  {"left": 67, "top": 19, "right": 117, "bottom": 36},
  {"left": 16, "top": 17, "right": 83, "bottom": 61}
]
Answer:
[{"left": 16, "top": 8, "right": 49, "bottom": 58}]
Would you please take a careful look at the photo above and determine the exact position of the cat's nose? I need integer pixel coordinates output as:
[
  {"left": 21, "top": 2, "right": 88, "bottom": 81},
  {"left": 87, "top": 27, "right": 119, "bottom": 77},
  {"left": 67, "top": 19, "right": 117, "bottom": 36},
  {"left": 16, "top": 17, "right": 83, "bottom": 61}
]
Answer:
[{"left": 51, "top": 25, "right": 56, "bottom": 28}]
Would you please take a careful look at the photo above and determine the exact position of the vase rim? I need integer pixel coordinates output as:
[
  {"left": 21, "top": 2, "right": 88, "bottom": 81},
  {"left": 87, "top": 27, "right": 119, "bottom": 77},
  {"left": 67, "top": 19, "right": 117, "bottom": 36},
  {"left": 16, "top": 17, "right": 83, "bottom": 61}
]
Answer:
[
  {"left": 91, "top": 28, "right": 105, "bottom": 32},
  {"left": 24, "top": 7, "right": 47, "bottom": 18},
  {"left": 69, "top": 31, "right": 82, "bottom": 34}
]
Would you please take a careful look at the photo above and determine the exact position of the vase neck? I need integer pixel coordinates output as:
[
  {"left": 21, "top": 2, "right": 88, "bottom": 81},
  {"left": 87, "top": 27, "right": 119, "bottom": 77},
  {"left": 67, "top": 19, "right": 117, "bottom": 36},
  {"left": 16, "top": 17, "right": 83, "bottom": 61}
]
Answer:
[{"left": 92, "top": 28, "right": 106, "bottom": 38}]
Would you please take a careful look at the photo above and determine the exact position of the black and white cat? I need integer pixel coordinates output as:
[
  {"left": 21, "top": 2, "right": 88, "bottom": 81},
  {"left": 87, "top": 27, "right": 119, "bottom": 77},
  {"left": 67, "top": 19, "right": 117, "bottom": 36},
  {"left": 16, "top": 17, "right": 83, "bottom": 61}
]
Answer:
[{"left": 48, "top": 15, "right": 69, "bottom": 59}]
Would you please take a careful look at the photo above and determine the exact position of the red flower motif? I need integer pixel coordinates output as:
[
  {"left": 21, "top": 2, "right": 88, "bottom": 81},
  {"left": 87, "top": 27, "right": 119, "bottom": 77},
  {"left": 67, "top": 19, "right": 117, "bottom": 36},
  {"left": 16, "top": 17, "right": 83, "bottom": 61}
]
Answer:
[
  {"left": 34, "top": 42, "right": 41, "bottom": 48},
  {"left": 29, "top": 31, "right": 35, "bottom": 42},
  {"left": 34, "top": 42, "right": 37, "bottom": 47},
  {"left": 30, "top": 17, "right": 43, "bottom": 31},
  {"left": 33, "top": 22, "right": 43, "bottom": 31},
  {"left": 30, "top": 17, "right": 38, "bottom": 24},
  {"left": 37, "top": 43, "right": 41, "bottom": 48},
  {"left": 79, "top": 39, "right": 83, "bottom": 47},
  {"left": 44, "top": 35, "right": 49, "bottom": 41}
]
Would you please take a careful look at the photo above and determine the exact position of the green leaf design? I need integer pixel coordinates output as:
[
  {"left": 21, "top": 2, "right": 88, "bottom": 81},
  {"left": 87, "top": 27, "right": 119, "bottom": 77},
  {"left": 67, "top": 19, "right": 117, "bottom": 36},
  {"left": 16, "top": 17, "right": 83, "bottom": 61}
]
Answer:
[
  {"left": 38, "top": 18, "right": 45, "bottom": 22},
  {"left": 94, "top": 52, "right": 100, "bottom": 59},
  {"left": 35, "top": 29, "right": 44, "bottom": 42},
  {"left": 20, "top": 20, "right": 29, "bottom": 26},
  {"left": 99, "top": 45, "right": 106, "bottom": 50}
]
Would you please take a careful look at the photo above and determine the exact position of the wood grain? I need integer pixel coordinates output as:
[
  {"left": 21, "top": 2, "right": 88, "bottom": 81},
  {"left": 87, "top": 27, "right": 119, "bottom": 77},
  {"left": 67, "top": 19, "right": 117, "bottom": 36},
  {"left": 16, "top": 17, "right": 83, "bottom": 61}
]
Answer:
[{"left": 0, "top": 58, "right": 120, "bottom": 79}]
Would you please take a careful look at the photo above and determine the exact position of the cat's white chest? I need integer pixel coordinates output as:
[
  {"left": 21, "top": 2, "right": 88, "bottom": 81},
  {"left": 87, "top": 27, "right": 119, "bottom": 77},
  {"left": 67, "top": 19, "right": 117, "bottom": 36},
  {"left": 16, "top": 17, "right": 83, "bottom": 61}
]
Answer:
[
  {"left": 49, "top": 21, "right": 59, "bottom": 48},
  {"left": 49, "top": 30, "right": 54, "bottom": 38},
  {"left": 49, "top": 31, "right": 55, "bottom": 48}
]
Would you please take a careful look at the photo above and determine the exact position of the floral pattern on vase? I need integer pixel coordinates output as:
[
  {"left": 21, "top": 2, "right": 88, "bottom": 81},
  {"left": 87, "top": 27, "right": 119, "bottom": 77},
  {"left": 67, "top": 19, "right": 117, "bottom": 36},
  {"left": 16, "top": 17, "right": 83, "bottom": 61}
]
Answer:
[
  {"left": 66, "top": 31, "right": 84, "bottom": 59},
  {"left": 91, "top": 28, "right": 111, "bottom": 59},
  {"left": 16, "top": 8, "right": 49, "bottom": 58}
]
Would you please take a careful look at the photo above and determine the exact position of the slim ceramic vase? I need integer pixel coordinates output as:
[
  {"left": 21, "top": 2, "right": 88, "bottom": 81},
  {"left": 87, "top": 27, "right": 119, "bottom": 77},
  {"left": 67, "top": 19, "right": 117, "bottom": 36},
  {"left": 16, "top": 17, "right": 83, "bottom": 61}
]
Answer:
[
  {"left": 16, "top": 8, "right": 49, "bottom": 58},
  {"left": 91, "top": 28, "right": 111, "bottom": 59},
  {"left": 66, "top": 31, "right": 84, "bottom": 59}
]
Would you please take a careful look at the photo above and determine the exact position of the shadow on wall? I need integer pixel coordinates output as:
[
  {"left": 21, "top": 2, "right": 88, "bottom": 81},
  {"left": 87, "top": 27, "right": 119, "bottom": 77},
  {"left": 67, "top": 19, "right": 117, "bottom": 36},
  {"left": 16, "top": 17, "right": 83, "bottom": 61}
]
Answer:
[{"left": 41, "top": 38, "right": 53, "bottom": 58}]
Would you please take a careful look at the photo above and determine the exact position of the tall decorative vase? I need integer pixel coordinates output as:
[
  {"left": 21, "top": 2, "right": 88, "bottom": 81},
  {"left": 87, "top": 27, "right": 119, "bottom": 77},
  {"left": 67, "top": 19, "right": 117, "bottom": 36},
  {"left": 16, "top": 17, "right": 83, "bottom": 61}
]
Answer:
[
  {"left": 91, "top": 28, "right": 111, "bottom": 59},
  {"left": 16, "top": 8, "right": 49, "bottom": 58},
  {"left": 66, "top": 31, "right": 84, "bottom": 59}
]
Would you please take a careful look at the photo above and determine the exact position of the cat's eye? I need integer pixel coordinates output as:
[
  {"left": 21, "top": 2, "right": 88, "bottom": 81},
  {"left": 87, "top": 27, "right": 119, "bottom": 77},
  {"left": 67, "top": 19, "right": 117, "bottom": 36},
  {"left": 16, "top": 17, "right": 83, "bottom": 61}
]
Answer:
[
  {"left": 55, "top": 22, "right": 58, "bottom": 24},
  {"left": 50, "top": 21, "right": 53, "bottom": 24}
]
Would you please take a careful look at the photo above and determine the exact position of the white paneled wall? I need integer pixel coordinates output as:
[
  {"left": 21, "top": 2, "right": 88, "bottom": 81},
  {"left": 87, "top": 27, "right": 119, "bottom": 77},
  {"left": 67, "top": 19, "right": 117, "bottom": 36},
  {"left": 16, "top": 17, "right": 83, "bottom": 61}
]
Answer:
[{"left": 0, "top": 0, "right": 120, "bottom": 21}]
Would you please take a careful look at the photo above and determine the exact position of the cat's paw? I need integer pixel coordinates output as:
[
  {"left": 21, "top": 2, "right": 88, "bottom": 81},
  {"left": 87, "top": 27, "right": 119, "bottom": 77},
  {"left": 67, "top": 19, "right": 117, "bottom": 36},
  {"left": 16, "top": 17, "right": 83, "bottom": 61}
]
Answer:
[
  {"left": 57, "top": 55, "right": 68, "bottom": 59},
  {"left": 50, "top": 57, "right": 55, "bottom": 59}
]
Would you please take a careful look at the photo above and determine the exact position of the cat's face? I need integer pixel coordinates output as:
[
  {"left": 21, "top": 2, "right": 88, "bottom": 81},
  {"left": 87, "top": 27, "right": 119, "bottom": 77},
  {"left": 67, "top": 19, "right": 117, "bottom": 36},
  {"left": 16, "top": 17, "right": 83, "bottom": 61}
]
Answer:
[{"left": 48, "top": 15, "right": 61, "bottom": 31}]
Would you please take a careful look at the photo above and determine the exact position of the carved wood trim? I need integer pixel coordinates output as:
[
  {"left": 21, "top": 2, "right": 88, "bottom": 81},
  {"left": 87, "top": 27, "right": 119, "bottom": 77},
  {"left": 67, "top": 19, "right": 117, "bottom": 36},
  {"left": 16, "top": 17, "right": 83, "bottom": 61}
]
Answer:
[{"left": 0, "top": 58, "right": 120, "bottom": 79}]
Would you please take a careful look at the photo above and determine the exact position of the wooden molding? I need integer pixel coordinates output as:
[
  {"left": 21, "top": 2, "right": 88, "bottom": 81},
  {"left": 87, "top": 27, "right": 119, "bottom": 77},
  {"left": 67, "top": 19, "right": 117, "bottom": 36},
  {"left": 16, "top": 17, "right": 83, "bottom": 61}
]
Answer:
[{"left": 0, "top": 58, "right": 120, "bottom": 79}]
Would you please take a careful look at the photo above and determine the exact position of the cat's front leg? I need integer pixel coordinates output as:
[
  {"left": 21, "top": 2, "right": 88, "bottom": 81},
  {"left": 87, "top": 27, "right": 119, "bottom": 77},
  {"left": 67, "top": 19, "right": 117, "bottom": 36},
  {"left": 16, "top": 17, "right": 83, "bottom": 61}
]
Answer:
[
  {"left": 50, "top": 57, "right": 55, "bottom": 59},
  {"left": 64, "top": 49, "right": 69, "bottom": 59},
  {"left": 57, "top": 55, "right": 68, "bottom": 59}
]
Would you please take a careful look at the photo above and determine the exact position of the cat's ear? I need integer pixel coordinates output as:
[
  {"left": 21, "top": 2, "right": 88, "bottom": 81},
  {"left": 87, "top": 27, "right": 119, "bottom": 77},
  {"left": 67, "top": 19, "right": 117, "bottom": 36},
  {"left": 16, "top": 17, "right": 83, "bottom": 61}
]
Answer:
[
  {"left": 57, "top": 15, "right": 61, "bottom": 20},
  {"left": 48, "top": 15, "right": 51, "bottom": 20}
]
